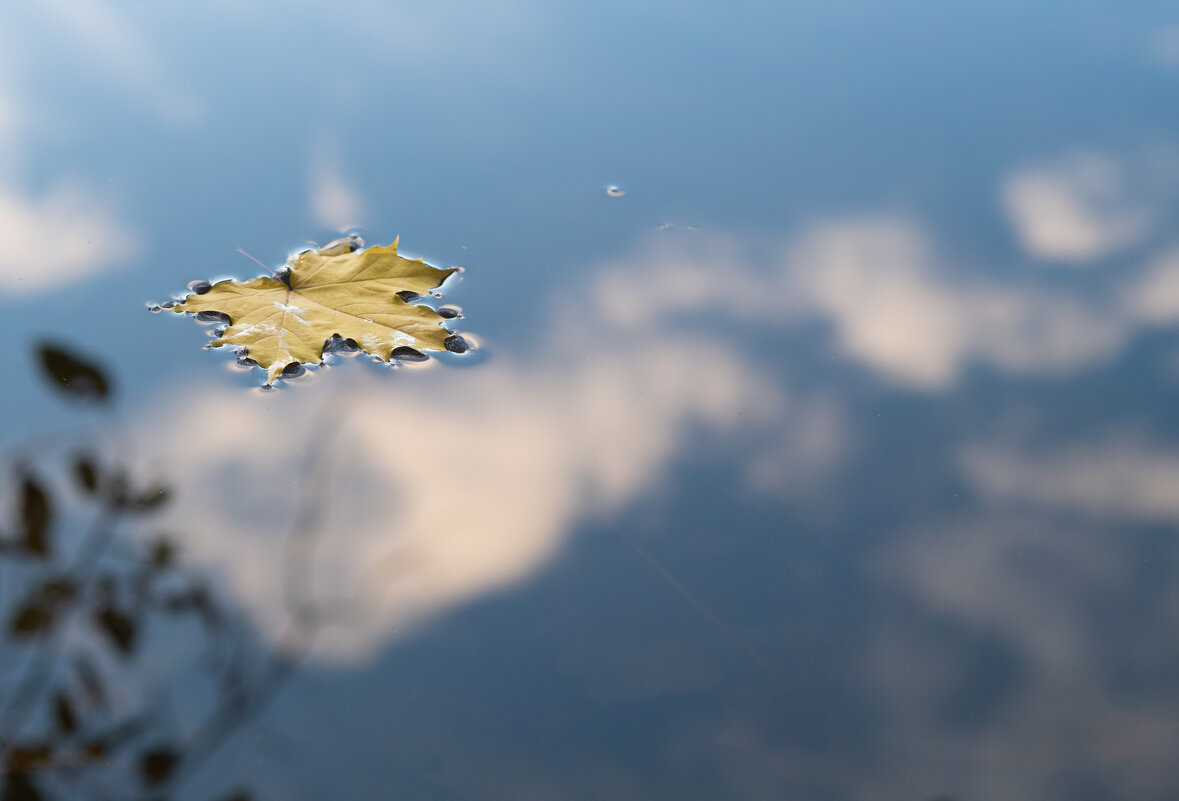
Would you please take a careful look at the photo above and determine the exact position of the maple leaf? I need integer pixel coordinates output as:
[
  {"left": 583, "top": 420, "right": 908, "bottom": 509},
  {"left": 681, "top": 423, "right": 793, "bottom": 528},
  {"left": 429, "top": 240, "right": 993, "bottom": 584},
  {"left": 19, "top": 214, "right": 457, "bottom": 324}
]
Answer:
[{"left": 160, "top": 238, "right": 464, "bottom": 384}]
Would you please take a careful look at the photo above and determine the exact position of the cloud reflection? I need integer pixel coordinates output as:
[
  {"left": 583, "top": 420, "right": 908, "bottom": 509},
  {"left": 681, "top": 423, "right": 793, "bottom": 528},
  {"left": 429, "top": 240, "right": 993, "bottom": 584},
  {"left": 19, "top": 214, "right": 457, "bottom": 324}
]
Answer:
[
  {"left": 1151, "top": 25, "right": 1179, "bottom": 68},
  {"left": 869, "top": 513, "right": 1179, "bottom": 801},
  {"left": 14, "top": 0, "right": 200, "bottom": 124},
  {"left": 143, "top": 237, "right": 843, "bottom": 662},
  {"left": 0, "top": 186, "right": 139, "bottom": 295},
  {"left": 1122, "top": 246, "right": 1179, "bottom": 324},
  {"left": 135, "top": 200, "right": 1179, "bottom": 670},
  {"left": 308, "top": 142, "right": 366, "bottom": 233},
  {"left": 0, "top": 0, "right": 152, "bottom": 296},
  {"left": 1000, "top": 152, "right": 1153, "bottom": 264},
  {"left": 962, "top": 439, "right": 1179, "bottom": 524},
  {"left": 781, "top": 218, "right": 1128, "bottom": 388}
]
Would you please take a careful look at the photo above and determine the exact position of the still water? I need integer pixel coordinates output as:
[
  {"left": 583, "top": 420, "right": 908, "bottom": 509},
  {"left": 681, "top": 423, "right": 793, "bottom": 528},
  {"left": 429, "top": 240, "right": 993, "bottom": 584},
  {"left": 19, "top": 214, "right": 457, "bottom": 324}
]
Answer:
[{"left": 2, "top": 1, "right": 1179, "bottom": 799}]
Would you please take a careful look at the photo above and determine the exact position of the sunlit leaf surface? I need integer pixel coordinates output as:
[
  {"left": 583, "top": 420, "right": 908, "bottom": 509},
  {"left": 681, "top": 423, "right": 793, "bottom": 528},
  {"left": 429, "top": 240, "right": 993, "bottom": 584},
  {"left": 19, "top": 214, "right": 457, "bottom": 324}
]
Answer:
[{"left": 164, "top": 239, "right": 461, "bottom": 384}]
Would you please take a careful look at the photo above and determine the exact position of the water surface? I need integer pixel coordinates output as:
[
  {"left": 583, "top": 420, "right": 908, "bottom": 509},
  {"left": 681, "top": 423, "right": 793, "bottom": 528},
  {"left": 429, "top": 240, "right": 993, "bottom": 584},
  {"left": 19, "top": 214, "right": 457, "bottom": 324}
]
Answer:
[{"left": 2, "top": 2, "right": 1179, "bottom": 799}]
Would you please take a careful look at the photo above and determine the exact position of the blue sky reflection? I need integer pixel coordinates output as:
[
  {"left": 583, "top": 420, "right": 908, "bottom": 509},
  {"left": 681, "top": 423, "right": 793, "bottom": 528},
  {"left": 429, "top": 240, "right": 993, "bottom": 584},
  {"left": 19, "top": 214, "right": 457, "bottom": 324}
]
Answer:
[{"left": 2, "top": 1, "right": 1179, "bottom": 799}]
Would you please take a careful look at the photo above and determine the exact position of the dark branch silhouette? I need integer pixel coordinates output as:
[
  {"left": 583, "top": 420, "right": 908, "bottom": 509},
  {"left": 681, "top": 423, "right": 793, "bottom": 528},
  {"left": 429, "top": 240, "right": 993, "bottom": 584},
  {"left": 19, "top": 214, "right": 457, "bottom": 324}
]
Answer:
[{"left": 0, "top": 342, "right": 339, "bottom": 801}]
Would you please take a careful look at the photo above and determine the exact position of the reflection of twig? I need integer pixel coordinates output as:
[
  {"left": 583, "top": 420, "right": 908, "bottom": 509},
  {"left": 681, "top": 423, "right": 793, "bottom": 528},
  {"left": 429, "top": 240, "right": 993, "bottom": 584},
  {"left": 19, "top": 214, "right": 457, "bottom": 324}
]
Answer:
[
  {"left": 138, "top": 400, "right": 344, "bottom": 800},
  {"left": 281, "top": 402, "right": 344, "bottom": 630},
  {"left": 2, "top": 362, "right": 365, "bottom": 800},
  {"left": 1, "top": 507, "right": 117, "bottom": 739},
  {"left": 138, "top": 622, "right": 314, "bottom": 801},
  {"left": 235, "top": 248, "right": 272, "bottom": 273}
]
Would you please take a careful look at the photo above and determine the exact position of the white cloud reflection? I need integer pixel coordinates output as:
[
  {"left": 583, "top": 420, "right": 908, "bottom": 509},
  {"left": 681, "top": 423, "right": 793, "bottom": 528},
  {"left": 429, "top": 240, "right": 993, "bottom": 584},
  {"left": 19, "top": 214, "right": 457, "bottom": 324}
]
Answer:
[
  {"left": 597, "top": 216, "right": 1179, "bottom": 390},
  {"left": 781, "top": 218, "right": 1128, "bottom": 388},
  {"left": 1122, "top": 246, "right": 1179, "bottom": 324},
  {"left": 143, "top": 238, "right": 844, "bottom": 663},
  {"left": 1151, "top": 25, "right": 1179, "bottom": 68},
  {"left": 0, "top": 186, "right": 139, "bottom": 295},
  {"left": 134, "top": 205, "right": 1179, "bottom": 663},
  {"left": 10, "top": 0, "right": 200, "bottom": 124},
  {"left": 1000, "top": 152, "right": 1153, "bottom": 263},
  {"left": 868, "top": 514, "right": 1179, "bottom": 801},
  {"left": 0, "top": 0, "right": 151, "bottom": 296},
  {"left": 962, "top": 438, "right": 1179, "bottom": 524},
  {"left": 308, "top": 145, "right": 366, "bottom": 233}
]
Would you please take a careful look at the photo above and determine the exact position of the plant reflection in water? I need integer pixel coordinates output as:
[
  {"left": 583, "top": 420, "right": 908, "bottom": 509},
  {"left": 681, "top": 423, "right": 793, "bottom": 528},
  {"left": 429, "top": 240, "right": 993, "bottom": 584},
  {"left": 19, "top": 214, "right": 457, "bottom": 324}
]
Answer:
[{"left": 0, "top": 344, "right": 326, "bottom": 801}]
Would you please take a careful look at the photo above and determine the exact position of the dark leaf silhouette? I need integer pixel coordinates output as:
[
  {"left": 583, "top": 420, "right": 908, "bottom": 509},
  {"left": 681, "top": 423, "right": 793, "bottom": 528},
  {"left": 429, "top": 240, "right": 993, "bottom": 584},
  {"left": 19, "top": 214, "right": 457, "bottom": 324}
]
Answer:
[
  {"left": 94, "top": 606, "right": 136, "bottom": 655},
  {"left": 73, "top": 457, "right": 100, "bottom": 494},
  {"left": 138, "top": 747, "right": 179, "bottom": 786},
  {"left": 9, "top": 579, "right": 76, "bottom": 637},
  {"left": 80, "top": 741, "right": 108, "bottom": 763},
  {"left": 53, "top": 693, "right": 77, "bottom": 735},
  {"left": 148, "top": 538, "right": 176, "bottom": 570},
  {"left": 19, "top": 475, "right": 50, "bottom": 557},
  {"left": 35, "top": 343, "right": 110, "bottom": 402},
  {"left": 0, "top": 772, "right": 43, "bottom": 801},
  {"left": 3, "top": 744, "right": 52, "bottom": 799},
  {"left": 9, "top": 603, "right": 52, "bottom": 637},
  {"left": 4, "top": 746, "right": 48, "bottom": 771},
  {"left": 2, "top": 343, "right": 330, "bottom": 801}
]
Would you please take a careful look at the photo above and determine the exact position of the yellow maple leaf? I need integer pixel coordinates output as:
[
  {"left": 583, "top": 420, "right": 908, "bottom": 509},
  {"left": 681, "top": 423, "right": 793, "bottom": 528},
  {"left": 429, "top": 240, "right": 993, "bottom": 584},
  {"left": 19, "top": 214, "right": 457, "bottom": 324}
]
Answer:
[{"left": 162, "top": 238, "right": 463, "bottom": 384}]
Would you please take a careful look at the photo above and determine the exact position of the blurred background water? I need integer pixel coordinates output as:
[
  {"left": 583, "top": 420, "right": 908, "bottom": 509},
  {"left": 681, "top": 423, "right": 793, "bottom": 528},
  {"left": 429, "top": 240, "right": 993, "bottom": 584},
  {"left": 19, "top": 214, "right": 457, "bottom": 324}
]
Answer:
[{"left": 2, "top": 1, "right": 1179, "bottom": 799}]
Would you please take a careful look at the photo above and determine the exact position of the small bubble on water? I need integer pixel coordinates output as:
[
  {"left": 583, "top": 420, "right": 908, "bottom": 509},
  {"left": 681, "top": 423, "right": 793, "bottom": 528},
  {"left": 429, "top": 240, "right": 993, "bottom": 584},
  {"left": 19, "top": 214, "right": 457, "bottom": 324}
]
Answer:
[{"left": 605, "top": 185, "right": 626, "bottom": 198}]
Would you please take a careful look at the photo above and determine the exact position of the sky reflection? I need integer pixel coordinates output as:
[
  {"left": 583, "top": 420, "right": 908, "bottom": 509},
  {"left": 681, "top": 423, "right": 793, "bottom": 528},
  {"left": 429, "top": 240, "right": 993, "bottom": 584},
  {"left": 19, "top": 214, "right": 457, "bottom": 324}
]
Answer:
[
  {"left": 1, "top": 1, "right": 1179, "bottom": 799},
  {"left": 139, "top": 235, "right": 843, "bottom": 661}
]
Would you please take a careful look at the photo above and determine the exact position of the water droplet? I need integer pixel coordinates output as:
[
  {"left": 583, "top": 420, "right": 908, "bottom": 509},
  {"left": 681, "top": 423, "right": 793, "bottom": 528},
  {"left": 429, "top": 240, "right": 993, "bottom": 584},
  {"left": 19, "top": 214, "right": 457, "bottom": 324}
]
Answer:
[
  {"left": 396, "top": 290, "right": 419, "bottom": 302},
  {"left": 282, "top": 362, "right": 304, "bottom": 377},
  {"left": 444, "top": 335, "right": 469, "bottom": 354},
  {"left": 195, "top": 311, "right": 230, "bottom": 323},
  {"left": 605, "top": 185, "right": 626, "bottom": 198},
  {"left": 391, "top": 346, "right": 427, "bottom": 362},
  {"left": 188, "top": 280, "right": 212, "bottom": 295},
  {"left": 437, "top": 306, "right": 461, "bottom": 319}
]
